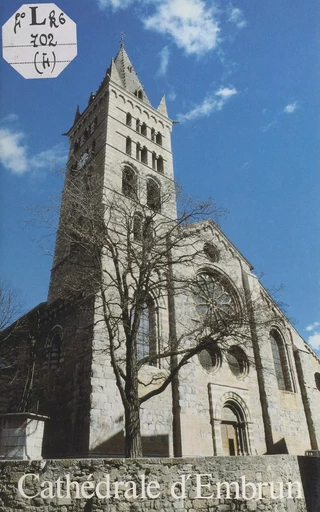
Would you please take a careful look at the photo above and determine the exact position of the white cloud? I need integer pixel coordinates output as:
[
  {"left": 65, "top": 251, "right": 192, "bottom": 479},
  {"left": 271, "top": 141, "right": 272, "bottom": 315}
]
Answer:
[
  {"left": 177, "top": 86, "right": 237, "bottom": 122},
  {"left": 261, "top": 101, "right": 299, "bottom": 132},
  {"left": 284, "top": 101, "right": 298, "bottom": 114},
  {"left": 215, "top": 87, "right": 237, "bottom": 99},
  {"left": 305, "top": 322, "right": 320, "bottom": 351},
  {"left": 143, "top": 0, "right": 220, "bottom": 55},
  {"left": 0, "top": 113, "right": 19, "bottom": 124},
  {"left": 29, "top": 146, "right": 67, "bottom": 171},
  {"left": 168, "top": 89, "right": 177, "bottom": 101},
  {"left": 94, "top": 0, "right": 248, "bottom": 55},
  {"left": 261, "top": 120, "right": 278, "bottom": 133},
  {"left": 306, "top": 321, "right": 320, "bottom": 332},
  {"left": 0, "top": 120, "right": 67, "bottom": 176},
  {"left": 158, "top": 46, "right": 170, "bottom": 76},
  {"left": 227, "top": 5, "right": 247, "bottom": 29},
  {"left": 0, "top": 128, "right": 28, "bottom": 174},
  {"left": 307, "top": 332, "right": 320, "bottom": 351},
  {"left": 97, "top": 0, "right": 134, "bottom": 10}
]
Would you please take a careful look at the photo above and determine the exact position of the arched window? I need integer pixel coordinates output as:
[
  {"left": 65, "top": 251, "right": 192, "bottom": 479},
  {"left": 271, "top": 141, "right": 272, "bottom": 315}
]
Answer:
[
  {"left": 147, "top": 178, "right": 161, "bottom": 211},
  {"left": 126, "top": 137, "right": 132, "bottom": 155},
  {"left": 90, "top": 117, "right": 97, "bottom": 134},
  {"left": 70, "top": 158, "right": 78, "bottom": 172},
  {"left": 136, "top": 297, "right": 157, "bottom": 366},
  {"left": 141, "top": 122, "right": 147, "bottom": 137},
  {"left": 69, "top": 231, "right": 81, "bottom": 261},
  {"left": 143, "top": 216, "right": 154, "bottom": 242},
  {"left": 126, "top": 112, "right": 132, "bottom": 127},
  {"left": 156, "top": 132, "right": 162, "bottom": 145},
  {"left": 141, "top": 146, "right": 148, "bottom": 165},
  {"left": 157, "top": 156, "right": 164, "bottom": 173},
  {"left": 270, "top": 329, "right": 292, "bottom": 391},
  {"left": 48, "top": 328, "right": 62, "bottom": 370},
  {"left": 151, "top": 128, "right": 155, "bottom": 142},
  {"left": 122, "top": 167, "right": 137, "bottom": 199},
  {"left": 133, "top": 215, "right": 154, "bottom": 242},
  {"left": 133, "top": 213, "right": 143, "bottom": 241},
  {"left": 136, "top": 142, "right": 141, "bottom": 160},
  {"left": 136, "top": 89, "right": 143, "bottom": 100},
  {"left": 152, "top": 152, "right": 156, "bottom": 170}
]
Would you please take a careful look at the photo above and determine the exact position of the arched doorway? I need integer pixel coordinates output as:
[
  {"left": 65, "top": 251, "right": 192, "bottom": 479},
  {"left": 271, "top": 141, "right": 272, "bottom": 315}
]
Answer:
[{"left": 221, "top": 400, "right": 249, "bottom": 456}]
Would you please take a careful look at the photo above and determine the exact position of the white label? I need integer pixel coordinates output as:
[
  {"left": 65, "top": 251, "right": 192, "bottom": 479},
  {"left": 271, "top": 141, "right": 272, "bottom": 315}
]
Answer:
[{"left": 2, "top": 4, "right": 77, "bottom": 79}]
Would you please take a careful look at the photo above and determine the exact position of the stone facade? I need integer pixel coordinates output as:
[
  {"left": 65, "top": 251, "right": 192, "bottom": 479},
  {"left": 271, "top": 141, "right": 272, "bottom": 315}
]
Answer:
[
  {"left": 1, "top": 43, "right": 320, "bottom": 461},
  {"left": 1, "top": 455, "right": 318, "bottom": 511}
]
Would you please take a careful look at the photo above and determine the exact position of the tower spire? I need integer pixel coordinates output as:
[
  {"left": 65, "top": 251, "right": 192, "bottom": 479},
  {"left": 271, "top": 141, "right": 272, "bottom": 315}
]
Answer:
[
  {"left": 113, "top": 43, "right": 151, "bottom": 105},
  {"left": 157, "top": 95, "right": 168, "bottom": 117}
]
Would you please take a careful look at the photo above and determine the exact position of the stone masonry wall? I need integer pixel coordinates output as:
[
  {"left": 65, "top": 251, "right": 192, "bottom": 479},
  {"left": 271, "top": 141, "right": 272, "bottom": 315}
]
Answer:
[
  {"left": 294, "top": 349, "right": 320, "bottom": 450},
  {"left": 0, "top": 455, "right": 315, "bottom": 512},
  {"left": 38, "top": 301, "right": 94, "bottom": 458}
]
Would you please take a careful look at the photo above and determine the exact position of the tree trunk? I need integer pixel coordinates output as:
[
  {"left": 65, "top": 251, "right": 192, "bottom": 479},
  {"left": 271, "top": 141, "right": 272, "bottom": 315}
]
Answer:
[
  {"left": 125, "top": 400, "right": 143, "bottom": 457},
  {"left": 166, "top": 237, "right": 182, "bottom": 456}
]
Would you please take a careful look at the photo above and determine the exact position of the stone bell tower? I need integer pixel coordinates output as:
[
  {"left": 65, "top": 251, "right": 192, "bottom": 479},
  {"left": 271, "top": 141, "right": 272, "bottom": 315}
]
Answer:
[
  {"left": 48, "top": 42, "right": 177, "bottom": 304},
  {"left": 42, "top": 43, "right": 178, "bottom": 456}
]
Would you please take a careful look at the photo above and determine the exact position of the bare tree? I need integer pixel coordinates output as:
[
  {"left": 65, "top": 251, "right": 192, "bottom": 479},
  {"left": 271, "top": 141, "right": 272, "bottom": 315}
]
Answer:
[
  {"left": 44, "top": 161, "right": 271, "bottom": 458},
  {"left": 0, "top": 282, "right": 40, "bottom": 414},
  {"left": 0, "top": 281, "right": 23, "bottom": 332}
]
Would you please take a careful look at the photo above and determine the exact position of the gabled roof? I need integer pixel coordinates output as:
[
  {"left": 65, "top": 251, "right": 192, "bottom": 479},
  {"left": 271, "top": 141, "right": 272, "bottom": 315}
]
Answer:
[{"left": 113, "top": 43, "right": 151, "bottom": 105}]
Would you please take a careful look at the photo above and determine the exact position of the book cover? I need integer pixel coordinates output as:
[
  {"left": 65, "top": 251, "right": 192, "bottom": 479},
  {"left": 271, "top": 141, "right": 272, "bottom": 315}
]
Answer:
[{"left": 0, "top": 1, "right": 319, "bottom": 511}]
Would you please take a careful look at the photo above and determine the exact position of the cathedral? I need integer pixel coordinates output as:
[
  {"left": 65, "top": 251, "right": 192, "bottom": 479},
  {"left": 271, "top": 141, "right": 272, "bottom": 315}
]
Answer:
[{"left": 1, "top": 43, "right": 320, "bottom": 460}]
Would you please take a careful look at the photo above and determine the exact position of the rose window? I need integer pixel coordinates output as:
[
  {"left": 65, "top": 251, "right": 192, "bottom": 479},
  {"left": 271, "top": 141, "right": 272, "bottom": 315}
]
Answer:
[{"left": 193, "top": 272, "right": 235, "bottom": 327}]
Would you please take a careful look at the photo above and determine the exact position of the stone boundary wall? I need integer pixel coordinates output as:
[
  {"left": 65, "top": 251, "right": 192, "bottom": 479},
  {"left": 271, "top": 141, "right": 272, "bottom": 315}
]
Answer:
[{"left": 0, "top": 455, "right": 318, "bottom": 512}]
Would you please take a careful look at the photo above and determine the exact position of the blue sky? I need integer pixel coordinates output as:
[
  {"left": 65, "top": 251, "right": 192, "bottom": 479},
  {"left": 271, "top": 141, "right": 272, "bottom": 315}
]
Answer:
[{"left": 0, "top": 0, "right": 319, "bottom": 353}]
